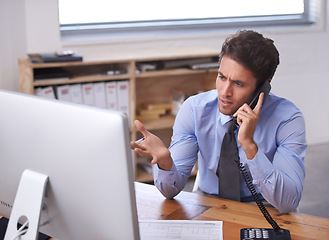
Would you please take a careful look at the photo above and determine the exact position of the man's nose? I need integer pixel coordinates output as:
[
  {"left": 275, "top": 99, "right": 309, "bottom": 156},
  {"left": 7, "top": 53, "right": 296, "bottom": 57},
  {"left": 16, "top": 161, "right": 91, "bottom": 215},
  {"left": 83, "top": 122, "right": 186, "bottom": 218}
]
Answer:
[{"left": 221, "top": 81, "right": 233, "bottom": 97}]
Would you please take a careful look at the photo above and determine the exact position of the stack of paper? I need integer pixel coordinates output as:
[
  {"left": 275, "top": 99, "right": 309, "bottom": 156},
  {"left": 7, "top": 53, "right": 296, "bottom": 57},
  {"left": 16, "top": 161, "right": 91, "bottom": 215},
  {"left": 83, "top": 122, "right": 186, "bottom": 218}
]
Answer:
[
  {"left": 136, "top": 103, "right": 172, "bottom": 121},
  {"left": 139, "top": 220, "right": 223, "bottom": 240}
]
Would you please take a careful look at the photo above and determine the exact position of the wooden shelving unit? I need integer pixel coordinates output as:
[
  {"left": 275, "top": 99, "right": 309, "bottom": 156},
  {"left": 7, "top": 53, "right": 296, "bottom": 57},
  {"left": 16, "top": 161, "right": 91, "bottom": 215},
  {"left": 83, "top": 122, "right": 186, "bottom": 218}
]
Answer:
[{"left": 18, "top": 47, "right": 219, "bottom": 182}]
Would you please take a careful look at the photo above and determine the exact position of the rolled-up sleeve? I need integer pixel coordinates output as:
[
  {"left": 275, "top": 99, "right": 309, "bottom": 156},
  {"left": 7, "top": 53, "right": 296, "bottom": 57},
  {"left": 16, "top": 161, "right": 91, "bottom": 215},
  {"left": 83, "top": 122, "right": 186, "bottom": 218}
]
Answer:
[{"left": 154, "top": 97, "right": 199, "bottom": 199}]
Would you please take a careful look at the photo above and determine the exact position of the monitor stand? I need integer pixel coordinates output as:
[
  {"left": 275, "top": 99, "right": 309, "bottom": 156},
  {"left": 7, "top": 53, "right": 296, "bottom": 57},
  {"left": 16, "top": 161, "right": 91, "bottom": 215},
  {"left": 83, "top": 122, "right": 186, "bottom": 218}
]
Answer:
[{"left": 5, "top": 169, "right": 48, "bottom": 240}]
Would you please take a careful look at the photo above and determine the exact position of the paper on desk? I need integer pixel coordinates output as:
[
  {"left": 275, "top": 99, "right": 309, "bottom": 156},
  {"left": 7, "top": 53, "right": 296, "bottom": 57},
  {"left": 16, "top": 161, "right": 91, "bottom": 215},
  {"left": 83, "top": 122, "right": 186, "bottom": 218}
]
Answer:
[{"left": 139, "top": 219, "right": 223, "bottom": 240}]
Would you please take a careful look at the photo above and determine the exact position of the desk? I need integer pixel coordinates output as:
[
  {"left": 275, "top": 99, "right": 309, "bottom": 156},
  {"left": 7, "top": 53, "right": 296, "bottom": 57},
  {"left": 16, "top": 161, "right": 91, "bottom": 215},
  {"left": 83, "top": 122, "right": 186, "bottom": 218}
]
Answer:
[
  {"left": 135, "top": 182, "right": 329, "bottom": 240},
  {"left": 1, "top": 182, "right": 328, "bottom": 239}
]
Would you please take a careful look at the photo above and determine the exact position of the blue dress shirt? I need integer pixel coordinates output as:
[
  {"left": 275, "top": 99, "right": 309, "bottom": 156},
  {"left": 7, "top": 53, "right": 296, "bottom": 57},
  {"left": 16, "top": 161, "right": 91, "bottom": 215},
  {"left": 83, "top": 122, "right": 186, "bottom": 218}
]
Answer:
[{"left": 154, "top": 90, "right": 307, "bottom": 213}]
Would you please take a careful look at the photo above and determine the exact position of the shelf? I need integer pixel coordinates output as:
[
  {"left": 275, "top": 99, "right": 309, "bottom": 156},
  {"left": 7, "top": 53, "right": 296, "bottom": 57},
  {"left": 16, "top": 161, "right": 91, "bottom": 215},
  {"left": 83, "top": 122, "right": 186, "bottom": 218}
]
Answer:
[
  {"left": 141, "top": 115, "right": 175, "bottom": 131},
  {"left": 19, "top": 48, "right": 219, "bottom": 183},
  {"left": 33, "top": 74, "right": 131, "bottom": 86},
  {"left": 26, "top": 59, "right": 131, "bottom": 69},
  {"left": 136, "top": 68, "right": 217, "bottom": 78}
]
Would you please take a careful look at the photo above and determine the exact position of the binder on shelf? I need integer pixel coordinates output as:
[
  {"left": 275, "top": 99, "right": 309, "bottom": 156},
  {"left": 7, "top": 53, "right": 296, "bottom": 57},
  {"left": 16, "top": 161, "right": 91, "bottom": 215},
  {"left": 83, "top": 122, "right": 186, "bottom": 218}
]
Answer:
[
  {"left": 34, "top": 86, "right": 56, "bottom": 99},
  {"left": 70, "top": 84, "right": 83, "bottom": 104},
  {"left": 34, "top": 88, "right": 43, "bottom": 97},
  {"left": 105, "top": 81, "right": 118, "bottom": 110},
  {"left": 93, "top": 82, "right": 107, "bottom": 109},
  {"left": 56, "top": 85, "right": 71, "bottom": 102},
  {"left": 117, "top": 80, "right": 130, "bottom": 117},
  {"left": 82, "top": 83, "right": 94, "bottom": 106}
]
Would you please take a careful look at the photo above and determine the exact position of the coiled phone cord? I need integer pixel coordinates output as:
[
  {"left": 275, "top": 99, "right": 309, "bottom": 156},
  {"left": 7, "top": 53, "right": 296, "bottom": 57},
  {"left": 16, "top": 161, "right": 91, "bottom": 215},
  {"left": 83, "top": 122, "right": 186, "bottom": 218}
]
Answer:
[{"left": 234, "top": 158, "right": 281, "bottom": 231}]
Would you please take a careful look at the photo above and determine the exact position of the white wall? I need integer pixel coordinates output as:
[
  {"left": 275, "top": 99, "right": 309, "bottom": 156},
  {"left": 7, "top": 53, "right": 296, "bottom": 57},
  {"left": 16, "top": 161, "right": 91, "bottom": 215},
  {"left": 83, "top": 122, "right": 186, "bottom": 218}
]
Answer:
[
  {"left": 24, "top": 0, "right": 61, "bottom": 53},
  {"left": 0, "top": 0, "right": 26, "bottom": 91},
  {"left": 0, "top": 0, "right": 328, "bottom": 145},
  {"left": 0, "top": 0, "right": 60, "bottom": 91}
]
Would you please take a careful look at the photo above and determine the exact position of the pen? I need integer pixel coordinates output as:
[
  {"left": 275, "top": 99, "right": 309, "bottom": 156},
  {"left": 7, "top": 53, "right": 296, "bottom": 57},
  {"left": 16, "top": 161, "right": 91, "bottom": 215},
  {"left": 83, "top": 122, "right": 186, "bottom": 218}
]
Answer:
[{"left": 135, "top": 137, "right": 145, "bottom": 144}]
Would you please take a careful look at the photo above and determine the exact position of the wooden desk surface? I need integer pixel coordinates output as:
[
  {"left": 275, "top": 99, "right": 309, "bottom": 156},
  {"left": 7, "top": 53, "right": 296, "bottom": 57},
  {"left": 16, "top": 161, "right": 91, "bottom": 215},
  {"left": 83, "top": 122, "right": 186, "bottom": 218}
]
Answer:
[
  {"left": 1, "top": 182, "right": 328, "bottom": 239},
  {"left": 135, "top": 182, "right": 329, "bottom": 240}
]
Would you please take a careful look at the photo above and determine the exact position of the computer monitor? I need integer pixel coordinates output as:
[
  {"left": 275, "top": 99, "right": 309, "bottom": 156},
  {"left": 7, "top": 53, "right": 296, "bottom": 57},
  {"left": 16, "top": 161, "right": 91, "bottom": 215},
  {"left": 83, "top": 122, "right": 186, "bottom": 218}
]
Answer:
[{"left": 0, "top": 90, "right": 140, "bottom": 240}]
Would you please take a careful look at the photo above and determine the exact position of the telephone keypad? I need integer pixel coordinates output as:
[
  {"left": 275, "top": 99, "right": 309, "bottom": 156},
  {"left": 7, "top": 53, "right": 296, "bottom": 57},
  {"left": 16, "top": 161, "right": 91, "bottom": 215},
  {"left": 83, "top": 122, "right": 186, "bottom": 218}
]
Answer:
[{"left": 242, "top": 228, "right": 269, "bottom": 239}]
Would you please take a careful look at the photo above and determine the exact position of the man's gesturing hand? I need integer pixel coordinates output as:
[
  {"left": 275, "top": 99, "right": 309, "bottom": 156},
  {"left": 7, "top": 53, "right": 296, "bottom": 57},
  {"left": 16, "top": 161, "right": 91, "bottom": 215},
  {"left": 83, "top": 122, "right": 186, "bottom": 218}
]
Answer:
[{"left": 131, "top": 120, "right": 172, "bottom": 170}]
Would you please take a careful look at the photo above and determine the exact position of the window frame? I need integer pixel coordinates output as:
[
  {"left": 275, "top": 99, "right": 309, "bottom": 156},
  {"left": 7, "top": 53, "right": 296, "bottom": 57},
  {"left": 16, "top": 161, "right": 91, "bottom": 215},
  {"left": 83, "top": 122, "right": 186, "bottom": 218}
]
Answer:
[{"left": 60, "top": 0, "right": 314, "bottom": 37}]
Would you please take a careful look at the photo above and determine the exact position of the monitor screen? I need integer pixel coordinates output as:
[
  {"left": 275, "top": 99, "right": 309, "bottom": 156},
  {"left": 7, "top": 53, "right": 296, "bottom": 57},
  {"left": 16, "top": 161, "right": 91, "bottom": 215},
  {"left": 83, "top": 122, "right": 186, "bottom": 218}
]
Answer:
[{"left": 0, "top": 90, "right": 140, "bottom": 240}]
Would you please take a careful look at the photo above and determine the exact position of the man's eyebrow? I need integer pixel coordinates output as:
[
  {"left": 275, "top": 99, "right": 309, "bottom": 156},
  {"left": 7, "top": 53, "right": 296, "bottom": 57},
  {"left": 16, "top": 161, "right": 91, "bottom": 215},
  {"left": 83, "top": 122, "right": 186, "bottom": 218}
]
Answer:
[
  {"left": 232, "top": 79, "right": 246, "bottom": 86},
  {"left": 218, "top": 72, "right": 248, "bottom": 86},
  {"left": 218, "top": 70, "right": 249, "bottom": 86},
  {"left": 218, "top": 71, "right": 225, "bottom": 77},
  {"left": 218, "top": 71, "right": 241, "bottom": 81}
]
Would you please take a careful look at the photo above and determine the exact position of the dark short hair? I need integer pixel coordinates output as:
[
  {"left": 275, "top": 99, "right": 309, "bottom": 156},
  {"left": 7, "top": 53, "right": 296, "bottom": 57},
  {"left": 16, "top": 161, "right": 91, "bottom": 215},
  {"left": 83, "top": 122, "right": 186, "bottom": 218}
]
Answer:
[{"left": 219, "top": 30, "right": 280, "bottom": 85}]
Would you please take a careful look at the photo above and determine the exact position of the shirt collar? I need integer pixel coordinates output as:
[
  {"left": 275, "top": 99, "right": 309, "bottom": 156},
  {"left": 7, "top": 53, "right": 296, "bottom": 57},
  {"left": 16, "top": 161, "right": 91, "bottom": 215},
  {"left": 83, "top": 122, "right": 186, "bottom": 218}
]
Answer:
[{"left": 219, "top": 110, "right": 233, "bottom": 126}]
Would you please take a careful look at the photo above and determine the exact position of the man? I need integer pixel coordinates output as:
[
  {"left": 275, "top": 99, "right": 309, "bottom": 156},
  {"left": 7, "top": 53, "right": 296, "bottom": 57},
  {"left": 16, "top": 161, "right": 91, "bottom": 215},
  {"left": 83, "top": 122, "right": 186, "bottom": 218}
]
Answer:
[{"left": 131, "top": 30, "right": 307, "bottom": 213}]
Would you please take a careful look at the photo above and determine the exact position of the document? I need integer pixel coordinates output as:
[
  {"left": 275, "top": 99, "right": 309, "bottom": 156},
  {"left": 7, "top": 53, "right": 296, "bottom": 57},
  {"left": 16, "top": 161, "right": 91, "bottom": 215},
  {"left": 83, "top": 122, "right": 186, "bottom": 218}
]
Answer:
[{"left": 139, "top": 220, "right": 223, "bottom": 240}]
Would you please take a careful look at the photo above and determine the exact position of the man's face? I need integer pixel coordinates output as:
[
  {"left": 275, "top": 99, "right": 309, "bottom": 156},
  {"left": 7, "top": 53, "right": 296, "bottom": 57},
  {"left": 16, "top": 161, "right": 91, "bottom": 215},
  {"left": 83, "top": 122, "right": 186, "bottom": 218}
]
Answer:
[{"left": 216, "top": 55, "right": 258, "bottom": 116}]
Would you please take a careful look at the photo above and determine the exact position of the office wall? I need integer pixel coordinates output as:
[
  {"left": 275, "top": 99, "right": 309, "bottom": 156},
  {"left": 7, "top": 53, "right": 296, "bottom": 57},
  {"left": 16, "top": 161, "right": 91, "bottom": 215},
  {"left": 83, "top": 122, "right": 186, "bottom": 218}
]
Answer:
[
  {"left": 0, "top": 0, "right": 60, "bottom": 91},
  {"left": 0, "top": 0, "right": 26, "bottom": 91},
  {"left": 0, "top": 0, "right": 328, "bottom": 145}
]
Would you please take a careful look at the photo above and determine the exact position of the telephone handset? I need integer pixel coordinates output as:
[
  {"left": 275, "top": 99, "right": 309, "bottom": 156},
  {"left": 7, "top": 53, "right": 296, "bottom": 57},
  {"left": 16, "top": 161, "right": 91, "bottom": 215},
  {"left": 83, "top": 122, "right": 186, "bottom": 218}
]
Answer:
[
  {"left": 234, "top": 80, "right": 291, "bottom": 240},
  {"left": 249, "top": 80, "right": 271, "bottom": 110},
  {"left": 233, "top": 80, "right": 271, "bottom": 126}
]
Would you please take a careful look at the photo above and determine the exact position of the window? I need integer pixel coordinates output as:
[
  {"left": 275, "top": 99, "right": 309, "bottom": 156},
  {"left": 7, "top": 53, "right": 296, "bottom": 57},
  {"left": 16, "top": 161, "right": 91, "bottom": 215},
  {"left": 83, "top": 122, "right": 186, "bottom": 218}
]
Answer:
[{"left": 59, "top": 0, "right": 313, "bottom": 34}]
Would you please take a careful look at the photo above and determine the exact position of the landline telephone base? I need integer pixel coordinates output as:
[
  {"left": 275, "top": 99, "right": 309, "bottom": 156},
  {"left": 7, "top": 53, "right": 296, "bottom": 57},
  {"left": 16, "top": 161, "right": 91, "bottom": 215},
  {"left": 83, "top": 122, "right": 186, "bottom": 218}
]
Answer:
[{"left": 240, "top": 228, "right": 291, "bottom": 240}]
